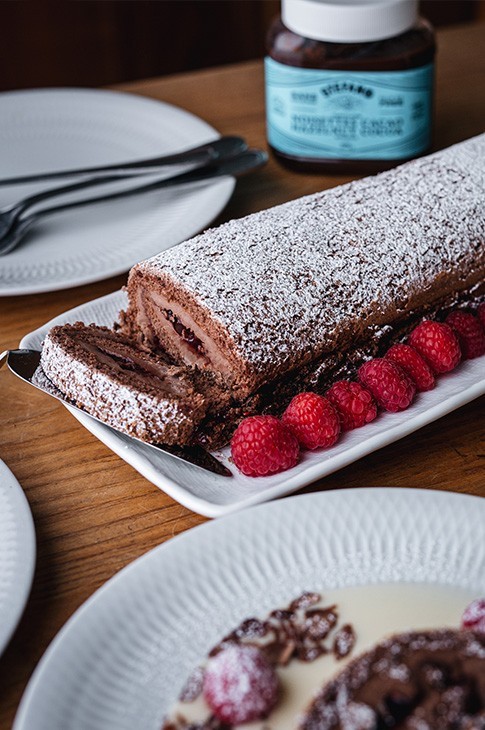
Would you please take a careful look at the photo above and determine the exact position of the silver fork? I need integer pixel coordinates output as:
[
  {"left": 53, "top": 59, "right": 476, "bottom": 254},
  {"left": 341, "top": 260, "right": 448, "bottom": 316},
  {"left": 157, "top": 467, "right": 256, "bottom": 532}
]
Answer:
[
  {"left": 0, "top": 349, "right": 232, "bottom": 478},
  {"left": 0, "top": 148, "right": 267, "bottom": 255},
  {"left": 0, "top": 136, "right": 247, "bottom": 242},
  {"left": 0, "top": 135, "right": 247, "bottom": 186}
]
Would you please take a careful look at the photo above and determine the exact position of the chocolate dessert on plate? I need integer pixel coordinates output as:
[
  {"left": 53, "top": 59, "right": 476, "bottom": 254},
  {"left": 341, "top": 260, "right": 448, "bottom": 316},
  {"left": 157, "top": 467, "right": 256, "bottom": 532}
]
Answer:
[
  {"left": 301, "top": 628, "right": 485, "bottom": 729},
  {"left": 162, "top": 591, "right": 485, "bottom": 729},
  {"left": 41, "top": 134, "right": 485, "bottom": 449}
]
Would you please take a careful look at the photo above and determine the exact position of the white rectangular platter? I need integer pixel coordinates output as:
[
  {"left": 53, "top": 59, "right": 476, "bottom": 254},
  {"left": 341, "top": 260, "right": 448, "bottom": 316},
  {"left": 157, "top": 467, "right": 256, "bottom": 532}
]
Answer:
[{"left": 21, "top": 290, "right": 485, "bottom": 518}]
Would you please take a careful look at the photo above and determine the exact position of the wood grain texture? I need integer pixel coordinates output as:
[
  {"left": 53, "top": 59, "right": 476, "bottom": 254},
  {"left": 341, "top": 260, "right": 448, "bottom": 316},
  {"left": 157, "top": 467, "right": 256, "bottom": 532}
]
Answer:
[{"left": 0, "top": 23, "right": 484, "bottom": 729}]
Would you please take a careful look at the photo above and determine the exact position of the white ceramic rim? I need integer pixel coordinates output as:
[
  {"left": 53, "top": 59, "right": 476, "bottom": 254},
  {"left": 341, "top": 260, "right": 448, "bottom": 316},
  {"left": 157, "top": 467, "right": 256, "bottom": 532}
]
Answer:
[
  {"left": 13, "top": 487, "right": 485, "bottom": 730},
  {"left": 0, "top": 87, "right": 235, "bottom": 296},
  {"left": 0, "top": 459, "right": 36, "bottom": 655}
]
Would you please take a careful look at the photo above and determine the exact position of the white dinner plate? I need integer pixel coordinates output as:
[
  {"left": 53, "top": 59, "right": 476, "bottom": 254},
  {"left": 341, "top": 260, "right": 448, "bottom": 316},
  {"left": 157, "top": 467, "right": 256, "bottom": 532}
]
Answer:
[
  {"left": 21, "top": 290, "right": 485, "bottom": 518},
  {"left": 13, "top": 488, "right": 485, "bottom": 730},
  {"left": 0, "top": 88, "right": 235, "bottom": 296},
  {"left": 0, "top": 459, "right": 36, "bottom": 655}
]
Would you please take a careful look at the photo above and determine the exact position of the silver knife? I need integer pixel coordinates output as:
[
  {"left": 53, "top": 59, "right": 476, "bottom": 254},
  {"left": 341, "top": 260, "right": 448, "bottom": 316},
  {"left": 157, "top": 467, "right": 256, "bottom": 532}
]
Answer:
[
  {"left": 0, "top": 136, "right": 248, "bottom": 185},
  {"left": 0, "top": 349, "right": 232, "bottom": 478}
]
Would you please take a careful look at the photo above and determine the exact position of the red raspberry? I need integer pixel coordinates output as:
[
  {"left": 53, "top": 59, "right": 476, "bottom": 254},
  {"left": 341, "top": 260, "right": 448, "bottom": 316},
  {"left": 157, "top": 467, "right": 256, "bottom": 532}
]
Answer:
[
  {"left": 446, "top": 310, "right": 485, "bottom": 359},
  {"left": 461, "top": 599, "right": 485, "bottom": 634},
  {"left": 282, "top": 392, "right": 341, "bottom": 449},
  {"left": 326, "top": 380, "right": 377, "bottom": 431},
  {"left": 385, "top": 343, "right": 436, "bottom": 392},
  {"left": 478, "top": 303, "right": 485, "bottom": 329},
  {"left": 358, "top": 358, "right": 416, "bottom": 412},
  {"left": 203, "top": 645, "right": 279, "bottom": 723},
  {"left": 408, "top": 320, "right": 461, "bottom": 373},
  {"left": 231, "top": 415, "right": 299, "bottom": 477}
]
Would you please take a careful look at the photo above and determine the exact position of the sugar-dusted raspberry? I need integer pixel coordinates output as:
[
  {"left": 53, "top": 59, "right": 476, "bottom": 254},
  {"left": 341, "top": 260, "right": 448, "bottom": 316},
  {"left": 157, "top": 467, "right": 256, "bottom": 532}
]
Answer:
[
  {"left": 282, "top": 392, "right": 341, "bottom": 449},
  {"left": 408, "top": 320, "right": 461, "bottom": 373},
  {"left": 385, "top": 343, "right": 436, "bottom": 392},
  {"left": 358, "top": 358, "right": 416, "bottom": 412},
  {"left": 478, "top": 303, "right": 485, "bottom": 329},
  {"left": 203, "top": 645, "right": 279, "bottom": 723},
  {"left": 326, "top": 380, "right": 377, "bottom": 431},
  {"left": 231, "top": 415, "right": 299, "bottom": 477},
  {"left": 446, "top": 310, "right": 485, "bottom": 359},
  {"left": 461, "top": 598, "right": 485, "bottom": 634}
]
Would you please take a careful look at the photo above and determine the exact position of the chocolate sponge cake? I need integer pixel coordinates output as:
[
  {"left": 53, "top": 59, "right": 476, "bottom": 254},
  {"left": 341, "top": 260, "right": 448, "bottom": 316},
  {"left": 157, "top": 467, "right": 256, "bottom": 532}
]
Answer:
[
  {"left": 41, "top": 323, "right": 207, "bottom": 445},
  {"left": 300, "top": 628, "right": 485, "bottom": 729},
  {"left": 122, "top": 134, "right": 485, "bottom": 402},
  {"left": 42, "top": 135, "right": 485, "bottom": 449}
]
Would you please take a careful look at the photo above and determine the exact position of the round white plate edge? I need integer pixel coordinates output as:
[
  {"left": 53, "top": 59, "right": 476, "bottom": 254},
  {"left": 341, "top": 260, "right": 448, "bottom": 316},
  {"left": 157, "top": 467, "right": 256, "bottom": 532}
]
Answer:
[
  {"left": 0, "top": 178, "right": 235, "bottom": 296},
  {"left": 0, "top": 87, "right": 235, "bottom": 296},
  {"left": 0, "top": 459, "right": 36, "bottom": 655},
  {"left": 12, "top": 487, "right": 485, "bottom": 730},
  {"left": 20, "top": 290, "right": 485, "bottom": 518}
]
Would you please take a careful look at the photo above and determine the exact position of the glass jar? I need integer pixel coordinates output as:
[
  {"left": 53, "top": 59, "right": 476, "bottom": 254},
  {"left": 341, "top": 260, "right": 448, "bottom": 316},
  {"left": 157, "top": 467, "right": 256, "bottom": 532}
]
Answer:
[{"left": 265, "top": 0, "right": 436, "bottom": 173}]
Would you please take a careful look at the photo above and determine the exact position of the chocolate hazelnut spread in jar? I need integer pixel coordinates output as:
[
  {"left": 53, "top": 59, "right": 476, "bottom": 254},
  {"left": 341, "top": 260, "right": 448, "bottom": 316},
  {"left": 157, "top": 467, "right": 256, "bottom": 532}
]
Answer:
[{"left": 265, "top": 0, "right": 436, "bottom": 173}]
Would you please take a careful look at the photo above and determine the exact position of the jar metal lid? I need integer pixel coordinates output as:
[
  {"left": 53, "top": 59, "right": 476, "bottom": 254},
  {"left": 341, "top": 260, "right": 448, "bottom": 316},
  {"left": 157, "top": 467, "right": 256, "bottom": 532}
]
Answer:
[{"left": 282, "top": 0, "right": 419, "bottom": 43}]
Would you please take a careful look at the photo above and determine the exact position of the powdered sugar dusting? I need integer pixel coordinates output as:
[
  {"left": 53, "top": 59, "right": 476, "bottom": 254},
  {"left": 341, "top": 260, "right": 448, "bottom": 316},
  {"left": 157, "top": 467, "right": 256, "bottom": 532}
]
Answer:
[
  {"left": 137, "top": 135, "right": 485, "bottom": 383},
  {"left": 332, "top": 624, "right": 355, "bottom": 659},
  {"left": 40, "top": 329, "right": 198, "bottom": 445}
]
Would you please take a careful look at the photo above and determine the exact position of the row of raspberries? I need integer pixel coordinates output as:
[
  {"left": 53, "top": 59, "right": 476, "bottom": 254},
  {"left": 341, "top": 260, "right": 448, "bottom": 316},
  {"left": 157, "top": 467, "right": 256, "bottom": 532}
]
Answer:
[{"left": 231, "top": 305, "right": 485, "bottom": 477}]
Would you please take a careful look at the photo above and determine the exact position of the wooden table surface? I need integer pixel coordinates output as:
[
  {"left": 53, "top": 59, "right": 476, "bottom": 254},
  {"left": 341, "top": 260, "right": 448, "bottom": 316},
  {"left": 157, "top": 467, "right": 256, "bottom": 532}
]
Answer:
[{"left": 1, "top": 21, "right": 484, "bottom": 729}]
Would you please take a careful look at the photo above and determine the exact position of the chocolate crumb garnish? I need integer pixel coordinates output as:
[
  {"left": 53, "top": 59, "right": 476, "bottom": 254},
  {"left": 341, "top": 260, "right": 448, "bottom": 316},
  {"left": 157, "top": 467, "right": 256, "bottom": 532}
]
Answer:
[
  {"left": 333, "top": 623, "right": 356, "bottom": 659},
  {"left": 295, "top": 644, "right": 328, "bottom": 663},
  {"left": 233, "top": 617, "right": 269, "bottom": 640},
  {"left": 208, "top": 618, "right": 271, "bottom": 657},
  {"left": 179, "top": 666, "right": 205, "bottom": 703},
  {"left": 289, "top": 592, "right": 321, "bottom": 611},
  {"left": 269, "top": 609, "right": 295, "bottom": 622},
  {"left": 275, "top": 640, "right": 297, "bottom": 666},
  {"left": 164, "top": 592, "right": 358, "bottom": 729},
  {"left": 303, "top": 607, "right": 338, "bottom": 641}
]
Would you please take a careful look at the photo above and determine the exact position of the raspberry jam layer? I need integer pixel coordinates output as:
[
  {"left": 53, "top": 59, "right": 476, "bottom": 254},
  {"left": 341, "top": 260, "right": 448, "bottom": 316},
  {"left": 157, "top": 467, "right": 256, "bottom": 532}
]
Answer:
[
  {"left": 163, "top": 582, "right": 479, "bottom": 729},
  {"left": 164, "top": 309, "right": 206, "bottom": 356}
]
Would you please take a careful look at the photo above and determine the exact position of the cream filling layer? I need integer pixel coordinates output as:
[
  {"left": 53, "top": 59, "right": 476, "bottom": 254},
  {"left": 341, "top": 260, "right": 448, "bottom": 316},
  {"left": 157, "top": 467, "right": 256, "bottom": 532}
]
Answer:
[
  {"left": 144, "top": 291, "right": 235, "bottom": 381},
  {"left": 76, "top": 338, "right": 188, "bottom": 398}
]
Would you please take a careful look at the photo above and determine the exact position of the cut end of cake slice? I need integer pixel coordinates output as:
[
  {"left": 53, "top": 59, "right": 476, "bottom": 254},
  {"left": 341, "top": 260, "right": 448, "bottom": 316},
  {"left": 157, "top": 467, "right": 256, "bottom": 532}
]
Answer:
[
  {"left": 40, "top": 322, "right": 207, "bottom": 446},
  {"left": 120, "top": 267, "right": 257, "bottom": 398}
]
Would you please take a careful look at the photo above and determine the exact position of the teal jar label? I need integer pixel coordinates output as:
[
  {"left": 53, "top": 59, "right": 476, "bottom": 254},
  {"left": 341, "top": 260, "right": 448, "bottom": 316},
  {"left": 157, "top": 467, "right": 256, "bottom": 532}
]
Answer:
[{"left": 265, "top": 57, "right": 434, "bottom": 160}]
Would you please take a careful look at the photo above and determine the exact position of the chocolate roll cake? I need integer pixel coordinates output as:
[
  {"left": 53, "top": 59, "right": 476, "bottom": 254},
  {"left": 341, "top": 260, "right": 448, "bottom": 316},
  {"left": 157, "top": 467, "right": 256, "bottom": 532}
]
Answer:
[
  {"left": 122, "top": 134, "right": 485, "bottom": 409},
  {"left": 300, "top": 628, "right": 485, "bottom": 729},
  {"left": 42, "top": 135, "right": 485, "bottom": 449},
  {"left": 41, "top": 323, "right": 206, "bottom": 445}
]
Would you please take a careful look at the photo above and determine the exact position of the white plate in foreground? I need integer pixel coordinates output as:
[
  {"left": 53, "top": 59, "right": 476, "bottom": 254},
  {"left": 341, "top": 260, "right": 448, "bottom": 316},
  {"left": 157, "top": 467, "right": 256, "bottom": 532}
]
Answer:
[
  {"left": 21, "top": 290, "right": 485, "bottom": 518},
  {"left": 0, "top": 459, "right": 36, "bottom": 655},
  {"left": 13, "top": 488, "right": 485, "bottom": 730},
  {"left": 0, "top": 88, "right": 234, "bottom": 296}
]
